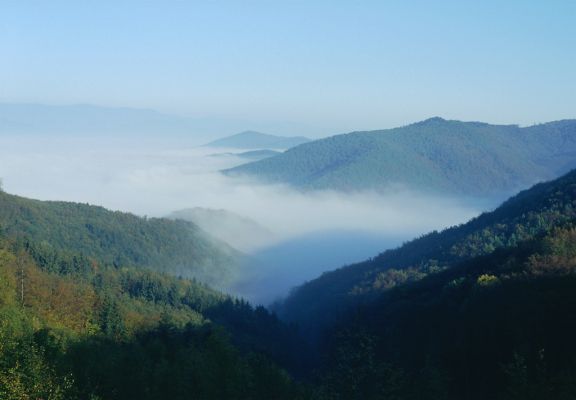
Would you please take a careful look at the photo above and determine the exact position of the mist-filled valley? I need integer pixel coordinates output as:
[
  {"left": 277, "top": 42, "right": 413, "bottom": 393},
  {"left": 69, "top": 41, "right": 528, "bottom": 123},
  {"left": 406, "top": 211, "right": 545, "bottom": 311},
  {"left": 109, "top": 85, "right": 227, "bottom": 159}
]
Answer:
[
  {"left": 3, "top": 117, "right": 576, "bottom": 399},
  {"left": 2, "top": 2, "right": 575, "bottom": 399},
  {"left": 0, "top": 132, "right": 487, "bottom": 304}
]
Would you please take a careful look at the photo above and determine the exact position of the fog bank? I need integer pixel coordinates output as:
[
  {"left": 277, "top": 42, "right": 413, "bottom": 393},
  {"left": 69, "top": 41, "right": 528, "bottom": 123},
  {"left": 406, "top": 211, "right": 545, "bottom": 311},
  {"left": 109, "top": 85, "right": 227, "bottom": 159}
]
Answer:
[{"left": 0, "top": 134, "right": 490, "bottom": 301}]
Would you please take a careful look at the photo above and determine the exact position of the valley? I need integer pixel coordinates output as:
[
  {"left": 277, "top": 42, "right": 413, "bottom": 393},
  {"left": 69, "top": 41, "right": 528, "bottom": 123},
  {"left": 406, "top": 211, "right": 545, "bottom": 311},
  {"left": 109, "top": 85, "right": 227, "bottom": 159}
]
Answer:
[
  {"left": 2, "top": 3, "right": 574, "bottom": 397},
  {"left": 1, "top": 118, "right": 576, "bottom": 399}
]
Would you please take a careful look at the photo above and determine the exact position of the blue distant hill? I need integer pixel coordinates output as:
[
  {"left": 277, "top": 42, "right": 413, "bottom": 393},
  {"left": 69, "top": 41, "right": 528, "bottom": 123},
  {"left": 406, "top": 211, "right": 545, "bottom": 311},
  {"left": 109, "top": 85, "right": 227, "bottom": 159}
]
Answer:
[
  {"left": 204, "top": 130, "right": 310, "bottom": 149},
  {"left": 209, "top": 149, "right": 282, "bottom": 162}
]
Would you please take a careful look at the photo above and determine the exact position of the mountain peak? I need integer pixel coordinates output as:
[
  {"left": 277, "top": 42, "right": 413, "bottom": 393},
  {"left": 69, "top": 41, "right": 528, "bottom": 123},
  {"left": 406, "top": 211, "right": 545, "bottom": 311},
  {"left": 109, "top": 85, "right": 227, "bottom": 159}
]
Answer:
[{"left": 418, "top": 116, "right": 447, "bottom": 124}]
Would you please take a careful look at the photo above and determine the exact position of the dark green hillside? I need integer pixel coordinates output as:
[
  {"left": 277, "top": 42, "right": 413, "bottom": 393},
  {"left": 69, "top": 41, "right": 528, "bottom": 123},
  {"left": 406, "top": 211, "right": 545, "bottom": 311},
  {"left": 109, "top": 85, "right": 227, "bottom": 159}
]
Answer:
[
  {"left": 225, "top": 118, "right": 576, "bottom": 196},
  {"left": 0, "top": 191, "right": 241, "bottom": 288},
  {"left": 269, "top": 168, "right": 576, "bottom": 398},
  {"left": 278, "top": 168, "right": 576, "bottom": 336},
  {"left": 315, "top": 225, "right": 576, "bottom": 399}
]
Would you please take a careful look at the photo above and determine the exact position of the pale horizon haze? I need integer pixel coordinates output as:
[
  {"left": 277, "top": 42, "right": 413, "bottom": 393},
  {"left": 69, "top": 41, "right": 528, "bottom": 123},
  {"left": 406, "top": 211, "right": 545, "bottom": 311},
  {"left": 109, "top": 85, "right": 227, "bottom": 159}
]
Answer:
[{"left": 1, "top": 1, "right": 575, "bottom": 137}]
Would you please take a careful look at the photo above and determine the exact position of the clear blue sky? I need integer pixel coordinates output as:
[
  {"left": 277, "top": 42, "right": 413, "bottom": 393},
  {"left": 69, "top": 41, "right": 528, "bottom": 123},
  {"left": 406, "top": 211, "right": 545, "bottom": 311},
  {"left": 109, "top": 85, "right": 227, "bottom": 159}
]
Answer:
[{"left": 1, "top": 1, "right": 575, "bottom": 135}]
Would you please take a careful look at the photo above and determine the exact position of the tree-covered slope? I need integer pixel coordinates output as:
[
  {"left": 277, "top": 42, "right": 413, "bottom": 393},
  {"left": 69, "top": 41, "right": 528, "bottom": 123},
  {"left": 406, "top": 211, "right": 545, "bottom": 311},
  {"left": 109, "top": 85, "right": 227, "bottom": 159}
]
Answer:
[
  {"left": 0, "top": 232, "right": 309, "bottom": 399},
  {"left": 225, "top": 118, "right": 576, "bottom": 196},
  {"left": 0, "top": 191, "right": 242, "bottom": 288},
  {"left": 316, "top": 225, "right": 576, "bottom": 400},
  {"left": 205, "top": 130, "right": 310, "bottom": 149},
  {"left": 277, "top": 168, "right": 576, "bottom": 336}
]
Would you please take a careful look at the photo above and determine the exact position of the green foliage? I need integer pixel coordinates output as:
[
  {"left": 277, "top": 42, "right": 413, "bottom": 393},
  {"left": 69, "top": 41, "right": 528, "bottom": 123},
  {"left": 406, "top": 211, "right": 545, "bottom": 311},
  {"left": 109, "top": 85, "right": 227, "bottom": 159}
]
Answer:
[
  {"left": 476, "top": 273, "right": 500, "bottom": 286},
  {"left": 0, "top": 295, "right": 73, "bottom": 399}
]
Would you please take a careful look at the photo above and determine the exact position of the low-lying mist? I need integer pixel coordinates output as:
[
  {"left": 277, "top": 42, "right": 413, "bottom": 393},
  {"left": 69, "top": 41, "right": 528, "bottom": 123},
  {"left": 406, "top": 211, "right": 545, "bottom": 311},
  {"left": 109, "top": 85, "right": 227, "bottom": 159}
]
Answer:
[{"left": 0, "top": 134, "right": 491, "bottom": 303}]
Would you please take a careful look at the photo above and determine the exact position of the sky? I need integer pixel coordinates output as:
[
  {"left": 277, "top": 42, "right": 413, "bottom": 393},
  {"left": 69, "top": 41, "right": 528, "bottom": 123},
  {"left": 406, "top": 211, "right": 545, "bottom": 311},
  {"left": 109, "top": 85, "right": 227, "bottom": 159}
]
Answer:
[{"left": 1, "top": 0, "right": 575, "bottom": 136}]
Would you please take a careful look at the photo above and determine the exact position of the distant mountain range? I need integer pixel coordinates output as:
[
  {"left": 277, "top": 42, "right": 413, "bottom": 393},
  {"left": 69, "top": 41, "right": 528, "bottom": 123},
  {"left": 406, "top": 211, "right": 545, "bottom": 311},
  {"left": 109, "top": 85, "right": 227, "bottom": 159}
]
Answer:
[
  {"left": 225, "top": 117, "right": 576, "bottom": 197},
  {"left": 204, "top": 130, "right": 310, "bottom": 149},
  {"left": 0, "top": 103, "right": 201, "bottom": 136}
]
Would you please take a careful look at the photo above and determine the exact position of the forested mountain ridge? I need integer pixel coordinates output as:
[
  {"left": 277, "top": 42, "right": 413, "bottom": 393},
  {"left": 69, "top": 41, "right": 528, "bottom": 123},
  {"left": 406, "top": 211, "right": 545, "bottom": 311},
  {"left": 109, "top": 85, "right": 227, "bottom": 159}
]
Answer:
[
  {"left": 0, "top": 191, "right": 242, "bottom": 288},
  {"left": 278, "top": 168, "right": 576, "bottom": 337},
  {"left": 224, "top": 118, "right": 576, "bottom": 196}
]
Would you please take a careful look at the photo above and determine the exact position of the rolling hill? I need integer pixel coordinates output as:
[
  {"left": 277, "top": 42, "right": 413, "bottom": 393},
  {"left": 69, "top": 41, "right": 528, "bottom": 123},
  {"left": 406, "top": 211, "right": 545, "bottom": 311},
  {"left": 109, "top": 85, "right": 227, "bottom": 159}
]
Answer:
[
  {"left": 0, "top": 190, "right": 242, "bottom": 288},
  {"left": 204, "top": 130, "right": 310, "bottom": 149},
  {"left": 225, "top": 118, "right": 576, "bottom": 196}
]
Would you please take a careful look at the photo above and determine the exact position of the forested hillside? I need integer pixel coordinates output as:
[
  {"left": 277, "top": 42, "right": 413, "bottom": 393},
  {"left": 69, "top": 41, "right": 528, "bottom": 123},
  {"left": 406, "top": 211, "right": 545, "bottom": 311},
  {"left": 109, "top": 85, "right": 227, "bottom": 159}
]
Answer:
[
  {"left": 275, "top": 168, "right": 576, "bottom": 399},
  {"left": 278, "top": 168, "right": 576, "bottom": 337},
  {"left": 225, "top": 118, "right": 576, "bottom": 196},
  {"left": 0, "top": 224, "right": 310, "bottom": 399},
  {"left": 0, "top": 191, "right": 241, "bottom": 288},
  {"left": 314, "top": 225, "right": 576, "bottom": 399}
]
